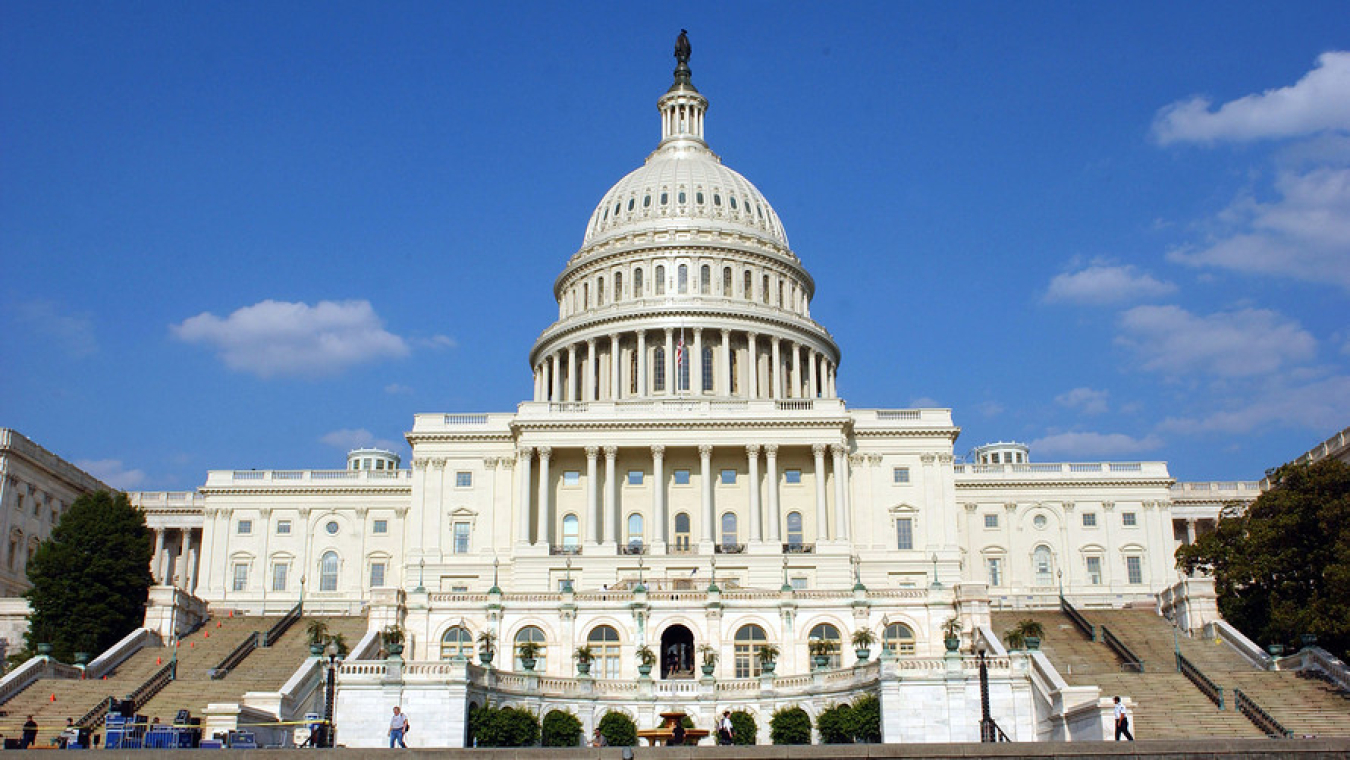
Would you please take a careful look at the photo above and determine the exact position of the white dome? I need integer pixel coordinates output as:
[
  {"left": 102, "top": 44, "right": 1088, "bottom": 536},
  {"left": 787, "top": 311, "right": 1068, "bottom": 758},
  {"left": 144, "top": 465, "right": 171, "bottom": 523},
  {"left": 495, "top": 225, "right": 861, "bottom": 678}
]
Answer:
[{"left": 581, "top": 141, "right": 789, "bottom": 251}]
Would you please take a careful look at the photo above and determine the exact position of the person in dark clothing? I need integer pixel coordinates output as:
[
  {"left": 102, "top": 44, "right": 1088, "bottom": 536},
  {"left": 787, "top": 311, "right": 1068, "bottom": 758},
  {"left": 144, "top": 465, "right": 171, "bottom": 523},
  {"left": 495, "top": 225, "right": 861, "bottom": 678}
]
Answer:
[
  {"left": 21, "top": 716, "right": 38, "bottom": 748},
  {"left": 670, "top": 722, "right": 686, "bottom": 746}
]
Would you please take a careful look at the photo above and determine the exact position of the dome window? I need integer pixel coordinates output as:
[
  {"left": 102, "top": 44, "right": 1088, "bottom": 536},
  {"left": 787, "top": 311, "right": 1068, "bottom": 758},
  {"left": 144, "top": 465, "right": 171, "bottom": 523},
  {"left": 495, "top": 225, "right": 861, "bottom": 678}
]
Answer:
[
  {"left": 729, "top": 196, "right": 738, "bottom": 210},
  {"left": 627, "top": 198, "right": 635, "bottom": 211},
  {"left": 713, "top": 193, "right": 721, "bottom": 206},
  {"left": 678, "top": 191, "right": 687, "bottom": 204},
  {"left": 696, "top": 191, "right": 705, "bottom": 205},
  {"left": 660, "top": 192, "right": 668, "bottom": 205},
  {"left": 643, "top": 194, "right": 651, "bottom": 208},
  {"left": 615, "top": 202, "right": 621, "bottom": 217}
]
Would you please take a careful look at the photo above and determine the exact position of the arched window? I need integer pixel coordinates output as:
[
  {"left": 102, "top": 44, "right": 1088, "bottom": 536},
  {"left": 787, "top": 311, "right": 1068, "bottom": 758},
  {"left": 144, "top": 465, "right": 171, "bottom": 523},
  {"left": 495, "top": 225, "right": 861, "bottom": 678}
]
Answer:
[
  {"left": 722, "top": 267, "right": 732, "bottom": 296},
  {"left": 677, "top": 264, "right": 688, "bottom": 294},
  {"left": 777, "top": 281, "right": 783, "bottom": 308},
  {"left": 655, "top": 265, "right": 665, "bottom": 295},
  {"left": 597, "top": 276, "right": 605, "bottom": 305},
  {"left": 319, "top": 551, "right": 339, "bottom": 591},
  {"left": 634, "top": 267, "right": 644, "bottom": 296},
  {"left": 786, "top": 511, "right": 803, "bottom": 548},
  {"left": 514, "top": 626, "right": 547, "bottom": 672},
  {"left": 1033, "top": 545, "right": 1054, "bottom": 586},
  {"left": 627, "top": 513, "right": 644, "bottom": 551},
  {"left": 674, "top": 513, "right": 691, "bottom": 552},
  {"left": 653, "top": 347, "right": 666, "bottom": 392},
  {"left": 882, "top": 622, "right": 916, "bottom": 656},
  {"left": 588, "top": 625, "right": 621, "bottom": 679},
  {"left": 762, "top": 274, "right": 770, "bottom": 304},
  {"left": 440, "top": 626, "right": 473, "bottom": 660},
  {"left": 743, "top": 270, "right": 752, "bottom": 300},
  {"left": 702, "top": 346, "right": 714, "bottom": 392},
  {"left": 583, "top": 282, "right": 590, "bottom": 308},
  {"left": 808, "top": 623, "right": 842, "bottom": 668},
  {"left": 700, "top": 264, "right": 710, "bottom": 294},
  {"left": 734, "top": 624, "right": 768, "bottom": 678},
  {"left": 721, "top": 512, "right": 739, "bottom": 547},
  {"left": 630, "top": 351, "right": 638, "bottom": 394},
  {"left": 614, "top": 271, "right": 623, "bottom": 301},
  {"left": 562, "top": 514, "right": 580, "bottom": 549}
]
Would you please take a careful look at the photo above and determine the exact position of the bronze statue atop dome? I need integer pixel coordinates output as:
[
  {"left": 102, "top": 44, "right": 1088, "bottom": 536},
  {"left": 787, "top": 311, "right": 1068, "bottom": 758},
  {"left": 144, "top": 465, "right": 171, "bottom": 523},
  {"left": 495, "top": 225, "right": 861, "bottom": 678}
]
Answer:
[{"left": 675, "top": 29, "right": 691, "bottom": 65}]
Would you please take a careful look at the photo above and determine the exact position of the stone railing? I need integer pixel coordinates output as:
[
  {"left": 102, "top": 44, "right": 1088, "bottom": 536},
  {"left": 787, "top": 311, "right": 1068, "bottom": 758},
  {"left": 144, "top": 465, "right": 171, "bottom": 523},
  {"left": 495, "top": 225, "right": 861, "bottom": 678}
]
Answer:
[
  {"left": 1170, "top": 481, "right": 1263, "bottom": 495},
  {"left": 953, "top": 461, "right": 1168, "bottom": 478},
  {"left": 0, "top": 656, "right": 81, "bottom": 707},
  {"left": 1204, "top": 619, "right": 1270, "bottom": 669},
  {"left": 1276, "top": 646, "right": 1350, "bottom": 693},
  {"left": 1234, "top": 688, "right": 1291, "bottom": 738},
  {"left": 207, "top": 469, "right": 412, "bottom": 485},
  {"left": 86, "top": 627, "right": 159, "bottom": 680},
  {"left": 1177, "top": 652, "right": 1225, "bottom": 709},
  {"left": 516, "top": 397, "right": 849, "bottom": 419}
]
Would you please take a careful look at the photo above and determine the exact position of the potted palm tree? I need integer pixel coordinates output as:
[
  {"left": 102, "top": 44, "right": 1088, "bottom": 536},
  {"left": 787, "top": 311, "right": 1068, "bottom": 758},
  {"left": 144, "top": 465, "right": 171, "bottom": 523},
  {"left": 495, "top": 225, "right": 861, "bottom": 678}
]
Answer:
[
  {"left": 306, "top": 620, "right": 330, "bottom": 656},
  {"left": 574, "top": 645, "right": 595, "bottom": 676},
  {"left": 635, "top": 644, "right": 656, "bottom": 677},
  {"left": 942, "top": 617, "right": 963, "bottom": 653},
  {"left": 517, "top": 640, "right": 541, "bottom": 672},
  {"left": 699, "top": 644, "right": 718, "bottom": 676},
  {"left": 808, "top": 638, "right": 835, "bottom": 669},
  {"left": 477, "top": 629, "right": 497, "bottom": 666},
  {"left": 381, "top": 625, "right": 405, "bottom": 657},
  {"left": 851, "top": 628, "right": 877, "bottom": 662},
  {"left": 757, "top": 643, "right": 779, "bottom": 675},
  {"left": 1005, "top": 619, "right": 1045, "bottom": 651}
]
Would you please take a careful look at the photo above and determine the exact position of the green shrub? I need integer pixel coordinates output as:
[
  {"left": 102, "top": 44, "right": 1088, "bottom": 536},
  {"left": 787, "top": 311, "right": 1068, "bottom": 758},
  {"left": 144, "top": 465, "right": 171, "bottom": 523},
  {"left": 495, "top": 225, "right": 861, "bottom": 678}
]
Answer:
[
  {"left": 597, "top": 711, "right": 637, "bottom": 747},
  {"left": 848, "top": 694, "right": 881, "bottom": 743},
  {"left": 472, "top": 705, "right": 539, "bottom": 747},
  {"left": 770, "top": 706, "right": 811, "bottom": 745},
  {"left": 815, "top": 703, "right": 853, "bottom": 744},
  {"left": 728, "top": 709, "right": 757, "bottom": 745},
  {"left": 540, "top": 709, "right": 583, "bottom": 748}
]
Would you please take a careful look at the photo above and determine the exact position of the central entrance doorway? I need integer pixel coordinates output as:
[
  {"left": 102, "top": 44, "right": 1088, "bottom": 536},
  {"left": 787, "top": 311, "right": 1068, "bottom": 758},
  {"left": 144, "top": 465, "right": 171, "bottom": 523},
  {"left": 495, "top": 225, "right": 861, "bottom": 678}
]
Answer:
[{"left": 659, "top": 624, "right": 695, "bottom": 679}]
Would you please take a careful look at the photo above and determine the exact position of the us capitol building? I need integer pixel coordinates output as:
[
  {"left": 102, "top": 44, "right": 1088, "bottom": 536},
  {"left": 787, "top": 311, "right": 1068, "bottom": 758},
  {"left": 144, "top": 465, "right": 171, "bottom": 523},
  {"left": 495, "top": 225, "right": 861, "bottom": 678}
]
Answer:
[{"left": 110, "top": 36, "right": 1255, "bottom": 746}]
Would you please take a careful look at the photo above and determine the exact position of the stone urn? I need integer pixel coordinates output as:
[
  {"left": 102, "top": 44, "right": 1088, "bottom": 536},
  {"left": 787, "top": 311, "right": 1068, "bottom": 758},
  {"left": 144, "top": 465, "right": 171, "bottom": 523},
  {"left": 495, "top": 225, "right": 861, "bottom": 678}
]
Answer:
[
  {"left": 812, "top": 654, "right": 829, "bottom": 669},
  {"left": 521, "top": 657, "right": 537, "bottom": 672},
  {"left": 944, "top": 636, "right": 960, "bottom": 653},
  {"left": 1024, "top": 637, "right": 1041, "bottom": 651},
  {"left": 701, "top": 663, "right": 716, "bottom": 677},
  {"left": 855, "top": 647, "right": 871, "bottom": 663},
  {"left": 74, "top": 652, "right": 90, "bottom": 665},
  {"left": 480, "top": 651, "right": 494, "bottom": 666},
  {"left": 760, "top": 659, "right": 776, "bottom": 675},
  {"left": 36, "top": 643, "right": 53, "bottom": 656},
  {"left": 638, "top": 662, "right": 653, "bottom": 677},
  {"left": 387, "top": 643, "right": 404, "bottom": 657},
  {"left": 577, "top": 660, "right": 592, "bottom": 676}
]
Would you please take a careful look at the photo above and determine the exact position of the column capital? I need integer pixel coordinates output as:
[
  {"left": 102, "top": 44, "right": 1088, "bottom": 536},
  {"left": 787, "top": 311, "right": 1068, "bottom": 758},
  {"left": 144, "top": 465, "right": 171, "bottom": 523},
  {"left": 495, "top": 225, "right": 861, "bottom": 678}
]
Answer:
[
  {"left": 538, "top": 446, "right": 552, "bottom": 460},
  {"left": 651, "top": 444, "right": 666, "bottom": 459},
  {"left": 413, "top": 458, "right": 429, "bottom": 470},
  {"left": 430, "top": 458, "right": 447, "bottom": 470},
  {"left": 664, "top": 327, "right": 674, "bottom": 337},
  {"left": 746, "top": 443, "right": 761, "bottom": 456},
  {"left": 692, "top": 326, "right": 703, "bottom": 337},
  {"left": 698, "top": 444, "right": 713, "bottom": 458},
  {"left": 747, "top": 331, "right": 759, "bottom": 340},
  {"left": 963, "top": 502, "right": 978, "bottom": 513},
  {"left": 586, "top": 336, "right": 596, "bottom": 347},
  {"left": 764, "top": 443, "right": 779, "bottom": 458},
  {"left": 604, "top": 446, "right": 618, "bottom": 460},
  {"left": 517, "top": 446, "right": 533, "bottom": 459},
  {"left": 831, "top": 443, "right": 848, "bottom": 457},
  {"left": 812, "top": 442, "right": 828, "bottom": 457},
  {"left": 585, "top": 446, "right": 599, "bottom": 460}
]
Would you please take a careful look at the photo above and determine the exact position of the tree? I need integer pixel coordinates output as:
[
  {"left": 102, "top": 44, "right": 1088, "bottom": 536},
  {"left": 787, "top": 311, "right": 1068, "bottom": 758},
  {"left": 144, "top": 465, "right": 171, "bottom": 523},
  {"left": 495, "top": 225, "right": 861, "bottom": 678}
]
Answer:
[
  {"left": 815, "top": 703, "right": 853, "bottom": 743},
  {"left": 770, "top": 706, "right": 811, "bottom": 745},
  {"left": 540, "top": 709, "right": 582, "bottom": 747},
  {"left": 1178, "top": 459, "right": 1350, "bottom": 659},
  {"left": 728, "top": 709, "right": 757, "bottom": 745},
  {"left": 596, "top": 711, "right": 636, "bottom": 747},
  {"left": 24, "top": 490, "right": 153, "bottom": 662},
  {"left": 471, "top": 705, "right": 539, "bottom": 747}
]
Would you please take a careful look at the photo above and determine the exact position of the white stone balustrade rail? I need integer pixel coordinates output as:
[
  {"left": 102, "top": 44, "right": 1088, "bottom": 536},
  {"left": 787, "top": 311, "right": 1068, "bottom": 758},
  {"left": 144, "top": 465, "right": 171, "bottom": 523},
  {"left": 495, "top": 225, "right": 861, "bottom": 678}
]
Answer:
[
  {"left": 86, "top": 627, "right": 158, "bottom": 680},
  {"left": 1171, "top": 481, "right": 1263, "bottom": 495},
  {"left": 952, "top": 461, "right": 1170, "bottom": 478},
  {"left": 430, "top": 587, "right": 926, "bottom": 606},
  {"left": 206, "top": 469, "right": 412, "bottom": 486}
]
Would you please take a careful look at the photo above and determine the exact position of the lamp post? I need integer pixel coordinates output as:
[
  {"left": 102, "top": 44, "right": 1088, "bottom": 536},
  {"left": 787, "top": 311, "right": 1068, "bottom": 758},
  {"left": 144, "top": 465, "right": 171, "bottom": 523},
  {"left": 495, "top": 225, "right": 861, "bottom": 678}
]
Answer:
[
  {"left": 636, "top": 555, "right": 645, "bottom": 589},
  {"left": 930, "top": 553, "right": 942, "bottom": 589},
  {"left": 563, "top": 557, "right": 573, "bottom": 592},
  {"left": 323, "top": 639, "right": 339, "bottom": 747},
  {"left": 977, "top": 647, "right": 995, "bottom": 742},
  {"left": 782, "top": 555, "right": 792, "bottom": 592},
  {"left": 415, "top": 559, "right": 426, "bottom": 594}
]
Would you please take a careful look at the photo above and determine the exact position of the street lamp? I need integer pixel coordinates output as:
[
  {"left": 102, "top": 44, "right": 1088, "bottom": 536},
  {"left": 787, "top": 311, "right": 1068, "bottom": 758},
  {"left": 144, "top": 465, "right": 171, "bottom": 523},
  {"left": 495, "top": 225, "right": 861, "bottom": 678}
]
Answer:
[
  {"left": 563, "top": 557, "right": 573, "bottom": 592},
  {"left": 977, "top": 647, "right": 995, "bottom": 742},
  {"left": 782, "top": 555, "right": 792, "bottom": 592},
  {"left": 323, "top": 639, "right": 340, "bottom": 747},
  {"left": 930, "top": 553, "right": 942, "bottom": 589},
  {"left": 415, "top": 559, "right": 426, "bottom": 594}
]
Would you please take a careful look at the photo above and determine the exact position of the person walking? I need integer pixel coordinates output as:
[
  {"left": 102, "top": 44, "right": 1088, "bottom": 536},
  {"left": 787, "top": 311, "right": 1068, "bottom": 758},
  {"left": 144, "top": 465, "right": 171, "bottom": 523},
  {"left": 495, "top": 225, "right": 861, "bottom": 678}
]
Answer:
[
  {"left": 21, "top": 716, "right": 38, "bottom": 748},
  {"left": 718, "top": 711, "right": 734, "bottom": 745},
  {"left": 388, "top": 706, "right": 410, "bottom": 748},
  {"left": 1113, "top": 696, "right": 1133, "bottom": 741}
]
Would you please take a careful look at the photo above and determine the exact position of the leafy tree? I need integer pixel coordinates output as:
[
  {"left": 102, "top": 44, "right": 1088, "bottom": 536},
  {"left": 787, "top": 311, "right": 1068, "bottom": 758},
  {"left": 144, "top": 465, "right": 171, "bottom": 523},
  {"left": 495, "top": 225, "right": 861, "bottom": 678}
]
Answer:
[
  {"left": 24, "top": 490, "right": 153, "bottom": 662},
  {"left": 472, "top": 705, "right": 539, "bottom": 747},
  {"left": 815, "top": 703, "right": 853, "bottom": 743},
  {"left": 847, "top": 694, "right": 881, "bottom": 743},
  {"left": 540, "top": 709, "right": 582, "bottom": 748},
  {"left": 596, "top": 711, "right": 637, "bottom": 747},
  {"left": 1178, "top": 459, "right": 1350, "bottom": 659},
  {"left": 770, "top": 706, "right": 811, "bottom": 745},
  {"left": 728, "top": 709, "right": 756, "bottom": 745}
]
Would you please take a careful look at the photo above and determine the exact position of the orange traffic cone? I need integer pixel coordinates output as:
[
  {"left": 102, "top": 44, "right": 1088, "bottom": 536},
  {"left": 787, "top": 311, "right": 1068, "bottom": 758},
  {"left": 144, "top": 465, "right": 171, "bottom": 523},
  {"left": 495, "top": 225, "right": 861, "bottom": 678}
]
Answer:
[
  {"left": 190, "top": 642, "right": 195, "bottom": 648},
  {"left": 156, "top": 657, "right": 162, "bottom": 665},
  {"left": 228, "top": 610, "right": 233, "bottom": 618},
  {"left": 50, "top": 694, "right": 56, "bottom": 702},
  {"left": 205, "top": 632, "right": 209, "bottom": 638}
]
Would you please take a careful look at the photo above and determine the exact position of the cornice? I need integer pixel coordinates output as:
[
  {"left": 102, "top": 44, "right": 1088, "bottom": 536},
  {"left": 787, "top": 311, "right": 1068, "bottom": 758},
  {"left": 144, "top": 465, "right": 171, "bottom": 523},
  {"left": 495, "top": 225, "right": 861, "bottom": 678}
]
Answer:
[
  {"left": 853, "top": 428, "right": 961, "bottom": 442},
  {"left": 199, "top": 486, "right": 414, "bottom": 496},
  {"left": 509, "top": 417, "right": 853, "bottom": 433},
  {"left": 953, "top": 478, "right": 1174, "bottom": 490}
]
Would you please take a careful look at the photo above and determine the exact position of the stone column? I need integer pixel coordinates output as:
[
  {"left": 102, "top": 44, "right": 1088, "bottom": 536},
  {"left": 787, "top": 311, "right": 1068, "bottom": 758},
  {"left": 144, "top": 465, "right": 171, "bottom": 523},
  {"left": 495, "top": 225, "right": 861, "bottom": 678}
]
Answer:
[
  {"left": 652, "top": 445, "right": 667, "bottom": 543},
  {"left": 813, "top": 443, "right": 830, "bottom": 541},
  {"left": 550, "top": 354, "right": 560, "bottom": 402},
  {"left": 585, "top": 338, "right": 597, "bottom": 401},
  {"left": 187, "top": 530, "right": 200, "bottom": 593},
  {"left": 828, "top": 362, "right": 836, "bottom": 398},
  {"left": 720, "top": 329, "right": 732, "bottom": 396},
  {"left": 765, "top": 444, "right": 781, "bottom": 542},
  {"left": 536, "top": 447, "right": 552, "bottom": 546},
  {"left": 699, "top": 444, "right": 714, "bottom": 543},
  {"left": 771, "top": 338, "right": 783, "bottom": 400},
  {"left": 605, "top": 447, "right": 619, "bottom": 546},
  {"left": 610, "top": 334, "right": 621, "bottom": 400},
  {"left": 566, "top": 345, "right": 577, "bottom": 402},
  {"left": 692, "top": 328, "right": 704, "bottom": 394},
  {"left": 664, "top": 329, "right": 675, "bottom": 396},
  {"left": 176, "top": 530, "right": 190, "bottom": 589},
  {"left": 790, "top": 342, "right": 801, "bottom": 399},
  {"left": 154, "top": 530, "right": 167, "bottom": 584},
  {"left": 517, "top": 447, "right": 533, "bottom": 543},
  {"left": 746, "top": 445, "right": 762, "bottom": 546},
  {"left": 807, "top": 350, "right": 818, "bottom": 399},
  {"left": 636, "top": 330, "right": 647, "bottom": 396},
  {"left": 746, "top": 332, "right": 759, "bottom": 399},
  {"left": 586, "top": 446, "right": 600, "bottom": 544},
  {"left": 832, "top": 444, "right": 851, "bottom": 541}
]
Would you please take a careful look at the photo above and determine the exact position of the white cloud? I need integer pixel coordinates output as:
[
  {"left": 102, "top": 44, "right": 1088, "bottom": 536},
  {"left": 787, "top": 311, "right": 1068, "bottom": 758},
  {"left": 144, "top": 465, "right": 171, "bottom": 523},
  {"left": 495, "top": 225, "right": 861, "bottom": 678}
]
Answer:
[
  {"left": 413, "top": 335, "right": 457, "bottom": 350},
  {"left": 384, "top": 383, "right": 414, "bottom": 395},
  {"left": 908, "top": 396, "right": 941, "bottom": 408},
  {"left": 1166, "top": 167, "right": 1350, "bottom": 289},
  {"left": 75, "top": 459, "right": 146, "bottom": 490},
  {"left": 171, "top": 299, "right": 410, "bottom": 378},
  {"left": 1055, "top": 387, "right": 1109, "bottom": 415},
  {"left": 319, "top": 428, "right": 400, "bottom": 452},
  {"left": 1115, "top": 305, "right": 1316, "bottom": 377},
  {"left": 1044, "top": 264, "right": 1177, "bottom": 305},
  {"left": 1153, "top": 51, "right": 1350, "bottom": 145},
  {"left": 1159, "top": 375, "right": 1350, "bottom": 435},
  {"left": 1029, "top": 431, "right": 1163, "bottom": 458},
  {"left": 12, "top": 299, "right": 97, "bottom": 358},
  {"left": 978, "top": 401, "right": 1004, "bottom": 418}
]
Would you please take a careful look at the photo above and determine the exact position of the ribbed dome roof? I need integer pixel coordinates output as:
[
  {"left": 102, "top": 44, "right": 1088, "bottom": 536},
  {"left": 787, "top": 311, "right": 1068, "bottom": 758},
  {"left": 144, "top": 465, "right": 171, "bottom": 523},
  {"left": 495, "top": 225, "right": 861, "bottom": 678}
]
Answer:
[{"left": 581, "top": 143, "right": 790, "bottom": 250}]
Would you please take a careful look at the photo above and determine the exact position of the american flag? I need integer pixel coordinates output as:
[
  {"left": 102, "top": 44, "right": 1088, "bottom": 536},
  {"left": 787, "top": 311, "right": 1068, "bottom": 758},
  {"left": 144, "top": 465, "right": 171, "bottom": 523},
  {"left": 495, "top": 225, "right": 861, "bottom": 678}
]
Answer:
[{"left": 675, "top": 332, "right": 685, "bottom": 369}]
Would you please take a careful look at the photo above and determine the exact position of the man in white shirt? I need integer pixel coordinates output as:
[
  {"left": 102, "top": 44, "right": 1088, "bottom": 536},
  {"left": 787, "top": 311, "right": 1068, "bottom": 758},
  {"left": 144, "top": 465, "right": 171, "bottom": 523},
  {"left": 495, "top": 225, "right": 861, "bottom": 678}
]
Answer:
[
  {"left": 389, "top": 706, "right": 410, "bottom": 748},
  {"left": 718, "top": 711, "right": 734, "bottom": 745},
  {"left": 1113, "top": 696, "right": 1133, "bottom": 741}
]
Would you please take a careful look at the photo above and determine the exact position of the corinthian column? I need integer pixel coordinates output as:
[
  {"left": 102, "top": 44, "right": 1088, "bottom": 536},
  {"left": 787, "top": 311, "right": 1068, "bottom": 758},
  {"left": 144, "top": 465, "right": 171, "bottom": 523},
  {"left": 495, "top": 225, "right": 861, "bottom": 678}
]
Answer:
[
  {"left": 771, "top": 339, "right": 783, "bottom": 400},
  {"left": 604, "top": 446, "right": 618, "bottom": 545},
  {"left": 585, "top": 338, "right": 597, "bottom": 401},
  {"left": 813, "top": 443, "right": 829, "bottom": 541},
  {"left": 586, "top": 446, "right": 600, "bottom": 544},
  {"left": 536, "top": 447, "right": 552, "bottom": 546},
  {"left": 720, "top": 329, "right": 732, "bottom": 396},
  {"left": 516, "top": 447, "right": 533, "bottom": 543},
  {"left": 765, "top": 444, "right": 780, "bottom": 542},
  {"left": 699, "top": 444, "right": 714, "bottom": 543},
  {"left": 746, "top": 332, "right": 759, "bottom": 399},
  {"left": 832, "top": 443, "right": 851, "bottom": 541},
  {"left": 652, "top": 445, "right": 667, "bottom": 544},
  {"left": 610, "top": 334, "right": 621, "bottom": 400},
  {"left": 566, "top": 345, "right": 577, "bottom": 402}
]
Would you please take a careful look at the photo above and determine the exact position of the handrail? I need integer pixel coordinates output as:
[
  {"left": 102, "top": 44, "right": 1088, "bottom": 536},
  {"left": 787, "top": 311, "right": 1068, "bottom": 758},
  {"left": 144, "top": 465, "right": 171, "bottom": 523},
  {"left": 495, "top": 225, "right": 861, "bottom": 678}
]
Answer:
[
  {"left": 0, "top": 656, "right": 52, "bottom": 706},
  {"left": 86, "top": 627, "right": 157, "bottom": 680},
  {"left": 210, "top": 631, "right": 259, "bottom": 679},
  {"left": 77, "top": 696, "right": 115, "bottom": 730},
  {"left": 1060, "top": 595, "right": 1096, "bottom": 641},
  {"left": 127, "top": 659, "right": 177, "bottom": 711},
  {"left": 261, "top": 601, "right": 303, "bottom": 647},
  {"left": 1177, "top": 652, "right": 1225, "bottom": 710},
  {"left": 1100, "top": 626, "right": 1144, "bottom": 672},
  {"left": 1234, "top": 688, "right": 1292, "bottom": 737}
]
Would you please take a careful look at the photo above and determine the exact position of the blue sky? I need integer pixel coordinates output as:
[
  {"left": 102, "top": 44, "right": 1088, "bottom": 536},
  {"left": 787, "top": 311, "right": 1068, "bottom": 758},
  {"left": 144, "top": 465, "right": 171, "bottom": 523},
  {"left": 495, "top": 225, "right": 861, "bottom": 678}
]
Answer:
[{"left": 3, "top": 3, "right": 1348, "bottom": 490}]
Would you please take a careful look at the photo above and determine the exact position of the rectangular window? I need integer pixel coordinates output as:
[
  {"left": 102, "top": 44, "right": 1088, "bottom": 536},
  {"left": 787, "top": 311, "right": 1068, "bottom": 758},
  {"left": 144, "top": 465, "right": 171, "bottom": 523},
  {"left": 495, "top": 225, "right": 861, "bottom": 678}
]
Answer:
[
  {"left": 721, "top": 469, "right": 738, "bottom": 484},
  {"left": 373, "top": 519, "right": 388, "bottom": 534},
  {"left": 627, "top": 470, "right": 644, "bottom": 485},
  {"left": 563, "top": 470, "right": 580, "bottom": 486},
  {"left": 1126, "top": 556, "right": 1143, "bottom": 585},
  {"left": 1122, "top": 512, "right": 1137, "bottom": 527},
  {"left": 232, "top": 563, "right": 248, "bottom": 592},
  {"left": 895, "top": 517, "right": 913, "bottom": 550},
  {"left": 271, "top": 563, "right": 287, "bottom": 592},
  {"left": 276, "top": 520, "right": 291, "bottom": 535},
  {"left": 893, "top": 467, "right": 910, "bottom": 484},
  {"left": 1086, "top": 556, "right": 1102, "bottom": 585},
  {"left": 1082, "top": 513, "right": 1098, "bottom": 527},
  {"left": 369, "top": 562, "right": 386, "bottom": 588},
  {"left": 987, "top": 558, "right": 1002, "bottom": 586},
  {"left": 237, "top": 520, "right": 252, "bottom": 535},
  {"left": 451, "top": 584, "right": 469, "bottom": 593},
  {"left": 673, "top": 469, "right": 691, "bottom": 485},
  {"left": 984, "top": 514, "right": 999, "bottom": 529},
  {"left": 790, "top": 577, "right": 807, "bottom": 591},
  {"left": 784, "top": 469, "right": 801, "bottom": 484},
  {"left": 456, "top": 471, "right": 472, "bottom": 488},
  {"left": 453, "top": 522, "right": 471, "bottom": 554}
]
